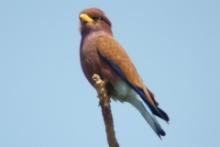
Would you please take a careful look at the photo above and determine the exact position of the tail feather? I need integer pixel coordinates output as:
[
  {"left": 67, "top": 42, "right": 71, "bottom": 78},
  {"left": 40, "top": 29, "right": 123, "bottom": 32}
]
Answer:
[
  {"left": 144, "top": 88, "right": 169, "bottom": 122},
  {"left": 133, "top": 86, "right": 169, "bottom": 122},
  {"left": 127, "top": 96, "right": 166, "bottom": 138},
  {"left": 157, "top": 107, "right": 169, "bottom": 122},
  {"left": 151, "top": 107, "right": 169, "bottom": 122}
]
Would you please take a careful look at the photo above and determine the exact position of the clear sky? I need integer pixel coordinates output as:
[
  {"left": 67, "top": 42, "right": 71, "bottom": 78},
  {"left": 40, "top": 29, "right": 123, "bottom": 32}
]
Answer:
[{"left": 0, "top": 0, "right": 220, "bottom": 147}]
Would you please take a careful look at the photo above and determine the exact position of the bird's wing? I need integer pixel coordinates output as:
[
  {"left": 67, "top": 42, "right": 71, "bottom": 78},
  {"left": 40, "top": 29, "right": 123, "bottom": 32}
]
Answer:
[{"left": 96, "top": 35, "right": 169, "bottom": 122}]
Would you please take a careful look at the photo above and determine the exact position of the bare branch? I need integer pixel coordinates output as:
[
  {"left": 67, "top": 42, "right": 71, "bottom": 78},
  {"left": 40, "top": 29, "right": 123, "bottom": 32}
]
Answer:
[{"left": 92, "top": 74, "right": 119, "bottom": 147}]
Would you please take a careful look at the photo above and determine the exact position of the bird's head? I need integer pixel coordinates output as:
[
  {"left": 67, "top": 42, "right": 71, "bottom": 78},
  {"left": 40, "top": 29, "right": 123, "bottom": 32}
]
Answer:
[{"left": 79, "top": 8, "right": 112, "bottom": 36}]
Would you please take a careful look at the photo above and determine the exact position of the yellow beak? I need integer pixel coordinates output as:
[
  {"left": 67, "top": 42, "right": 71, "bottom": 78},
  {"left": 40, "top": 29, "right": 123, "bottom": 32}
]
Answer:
[{"left": 80, "top": 14, "right": 94, "bottom": 23}]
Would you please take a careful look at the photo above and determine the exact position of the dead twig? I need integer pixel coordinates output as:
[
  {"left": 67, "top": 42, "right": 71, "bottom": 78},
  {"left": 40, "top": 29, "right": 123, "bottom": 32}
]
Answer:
[{"left": 92, "top": 74, "right": 119, "bottom": 147}]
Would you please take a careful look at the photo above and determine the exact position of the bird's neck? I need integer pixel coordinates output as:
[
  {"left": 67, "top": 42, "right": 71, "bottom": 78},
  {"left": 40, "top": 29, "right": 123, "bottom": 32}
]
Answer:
[
  {"left": 80, "top": 26, "right": 113, "bottom": 37},
  {"left": 82, "top": 31, "right": 113, "bottom": 37},
  {"left": 80, "top": 30, "right": 113, "bottom": 47}
]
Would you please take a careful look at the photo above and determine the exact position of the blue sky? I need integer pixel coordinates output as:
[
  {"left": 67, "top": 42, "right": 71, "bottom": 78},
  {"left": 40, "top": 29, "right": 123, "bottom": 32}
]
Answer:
[{"left": 0, "top": 0, "right": 220, "bottom": 147}]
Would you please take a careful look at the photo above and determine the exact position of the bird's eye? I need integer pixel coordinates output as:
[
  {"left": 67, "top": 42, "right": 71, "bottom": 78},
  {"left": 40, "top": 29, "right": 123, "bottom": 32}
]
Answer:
[{"left": 93, "top": 16, "right": 103, "bottom": 21}]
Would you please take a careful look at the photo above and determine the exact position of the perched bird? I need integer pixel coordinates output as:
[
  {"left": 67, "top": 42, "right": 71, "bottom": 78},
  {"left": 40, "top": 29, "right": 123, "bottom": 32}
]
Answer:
[{"left": 79, "top": 8, "right": 169, "bottom": 138}]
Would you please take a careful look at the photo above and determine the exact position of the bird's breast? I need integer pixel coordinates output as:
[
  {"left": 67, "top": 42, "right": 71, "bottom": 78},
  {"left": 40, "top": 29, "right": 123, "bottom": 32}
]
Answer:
[
  {"left": 80, "top": 35, "right": 102, "bottom": 85},
  {"left": 80, "top": 32, "right": 120, "bottom": 86}
]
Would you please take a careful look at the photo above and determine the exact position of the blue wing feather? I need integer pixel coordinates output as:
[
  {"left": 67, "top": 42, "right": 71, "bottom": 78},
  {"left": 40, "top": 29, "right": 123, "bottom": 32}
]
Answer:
[
  {"left": 97, "top": 50, "right": 151, "bottom": 107},
  {"left": 97, "top": 50, "right": 169, "bottom": 122}
]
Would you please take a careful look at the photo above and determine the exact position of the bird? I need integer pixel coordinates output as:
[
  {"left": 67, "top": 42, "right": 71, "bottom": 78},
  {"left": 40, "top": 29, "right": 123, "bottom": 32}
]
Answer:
[{"left": 79, "top": 8, "right": 169, "bottom": 138}]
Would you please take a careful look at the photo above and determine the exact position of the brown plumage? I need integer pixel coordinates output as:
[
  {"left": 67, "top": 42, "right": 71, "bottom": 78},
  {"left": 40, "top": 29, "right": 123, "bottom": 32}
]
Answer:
[{"left": 79, "top": 8, "right": 169, "bottom": 138}]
